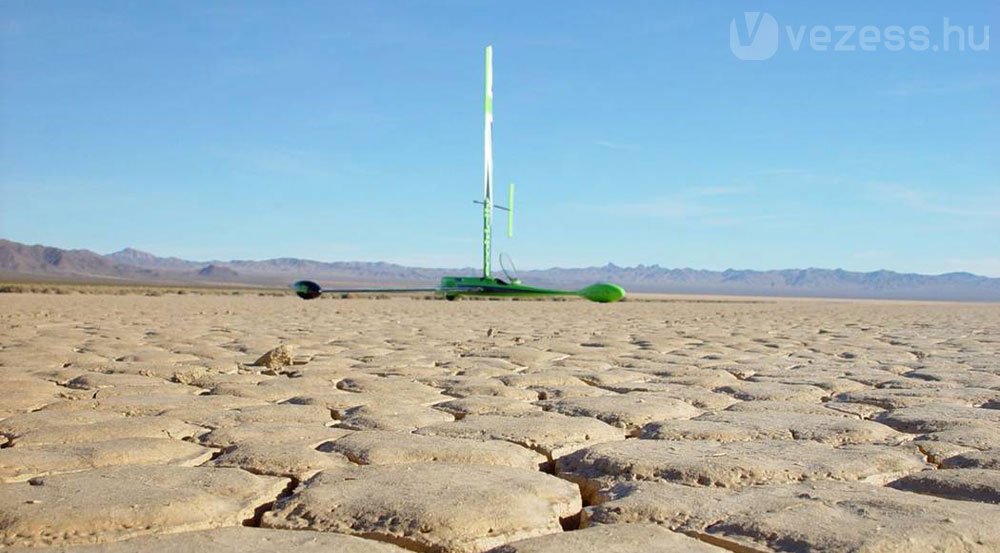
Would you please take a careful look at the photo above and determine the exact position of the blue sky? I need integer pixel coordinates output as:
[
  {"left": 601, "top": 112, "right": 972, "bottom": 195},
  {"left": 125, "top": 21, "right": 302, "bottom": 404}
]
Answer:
[{"left": 2, "top": 1, "right": 997, "bottom": 275}]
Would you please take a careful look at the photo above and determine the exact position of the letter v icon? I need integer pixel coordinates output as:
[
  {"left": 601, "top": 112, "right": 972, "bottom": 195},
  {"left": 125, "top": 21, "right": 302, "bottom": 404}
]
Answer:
[{"left": 730, "top": 12, "right": 779, "bottom": 61}]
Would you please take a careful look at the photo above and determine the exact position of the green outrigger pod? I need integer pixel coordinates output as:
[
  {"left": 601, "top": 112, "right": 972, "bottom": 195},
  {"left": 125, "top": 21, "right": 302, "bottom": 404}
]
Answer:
[
  {"left": 293, "top": 280, "right": 322, "bottom": 300},
  {"left": 292, "top": 46, "right": 625, "bottom": 303},
  {"left": 438, "top": 276, "right": 625, "bottom": 303}
]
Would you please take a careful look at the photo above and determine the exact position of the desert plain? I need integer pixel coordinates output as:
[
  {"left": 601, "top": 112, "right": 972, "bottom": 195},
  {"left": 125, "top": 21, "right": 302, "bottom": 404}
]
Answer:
[{"left": 0, "top": 291, "right": 998, "bottom": 552}]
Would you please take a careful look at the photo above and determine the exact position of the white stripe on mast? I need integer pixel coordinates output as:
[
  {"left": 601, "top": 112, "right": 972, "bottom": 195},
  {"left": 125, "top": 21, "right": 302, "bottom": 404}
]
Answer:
[
  {"left": 482, "top": 45, "right": 494, "bottom": 277},
  {"left": 484, "top": 45, "right": 493, "bottom": 202}
]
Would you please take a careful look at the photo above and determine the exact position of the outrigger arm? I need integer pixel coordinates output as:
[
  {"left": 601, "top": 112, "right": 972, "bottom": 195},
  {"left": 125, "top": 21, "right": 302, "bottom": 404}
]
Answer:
[{"left": 291, "top": 279, "right": 625, "bottom": 303}]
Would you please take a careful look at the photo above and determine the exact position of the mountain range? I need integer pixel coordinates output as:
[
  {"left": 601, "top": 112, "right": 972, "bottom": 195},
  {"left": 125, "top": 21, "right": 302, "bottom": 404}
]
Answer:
[{"left": 1, "top": 239, "right": 998, "bottom": 301}]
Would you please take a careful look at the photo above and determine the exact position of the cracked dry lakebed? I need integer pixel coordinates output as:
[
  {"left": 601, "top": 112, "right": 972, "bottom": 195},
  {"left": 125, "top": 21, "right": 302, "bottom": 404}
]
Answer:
[{"left": 1, "top": 292, "right": 999, "bottom": 552}]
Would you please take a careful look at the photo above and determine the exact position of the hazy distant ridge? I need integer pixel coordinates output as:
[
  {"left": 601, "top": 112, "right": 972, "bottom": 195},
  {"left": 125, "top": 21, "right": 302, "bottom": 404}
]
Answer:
[{"left": 1, "top": 239, "right": 998, "bottom": 301}]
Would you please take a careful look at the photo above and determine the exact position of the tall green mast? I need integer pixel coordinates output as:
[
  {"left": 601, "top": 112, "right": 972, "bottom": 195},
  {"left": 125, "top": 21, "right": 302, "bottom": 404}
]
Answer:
[{"left": 482, "top": 45, "right": 494, "bottom": 278}]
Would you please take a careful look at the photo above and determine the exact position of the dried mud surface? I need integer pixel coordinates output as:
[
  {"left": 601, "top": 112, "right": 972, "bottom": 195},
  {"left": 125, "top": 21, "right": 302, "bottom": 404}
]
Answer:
[{"left": 1, "top": 293, "right": 998, "bottom": 552}]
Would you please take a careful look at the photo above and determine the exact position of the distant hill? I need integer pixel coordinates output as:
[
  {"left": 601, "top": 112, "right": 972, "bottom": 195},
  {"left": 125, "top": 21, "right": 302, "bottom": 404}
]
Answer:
[
  {"left": 196, "top": 264, "right": 240, "bottom": 280},
  {"left": 0, "top": 239, "right": 156, "bottom": 281},
  {"left": 107, "top": 248, "right": 198, "bottom": 271},
  {"left": 1, "top": 238, "right": 998, "bottom": 301}
]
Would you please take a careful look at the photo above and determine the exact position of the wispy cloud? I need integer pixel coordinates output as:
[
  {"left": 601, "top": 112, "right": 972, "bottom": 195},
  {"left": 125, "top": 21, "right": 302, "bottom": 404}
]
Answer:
[
  {"left": 586, "top": 185, "right": 773, "bottom": 226},
  {"left": 689, "top": 185, "right": 752, "bottom": 196},
  {"left": 594, "top": 139, "right": 636, "bottom": 150},
  {"left": 210, "top": 145, "right": 337, "bottom": 179},
  {"left": 872, "top": 182, "right": 1000, "bottom": 218},
  {"left": 880, "top": 74, "right": 1000, "bottom": 98},
  {"left": 604, "top": 197, "right": 721, "bottom": 219},
  {"left": 757, "top": 168, "right": 815, "bottom": 177},
  {"left": 755, "top": 168, "right": 846, "bottom": 185},
  {"left": 699, "top": 214, "right": 784, "bottom": 227},
  {"left": 385, "top": 253, "right": 472, "bottom": 268},
  {"left": 852, "top": 250, "right": 889, "bottom": 260}
]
